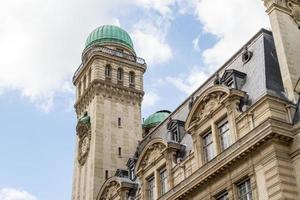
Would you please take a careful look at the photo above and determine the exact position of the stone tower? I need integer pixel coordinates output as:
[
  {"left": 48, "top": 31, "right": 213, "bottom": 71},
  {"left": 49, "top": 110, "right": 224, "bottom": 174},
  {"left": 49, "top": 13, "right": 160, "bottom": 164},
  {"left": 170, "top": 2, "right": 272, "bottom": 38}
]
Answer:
[
  {"left": 71, "top": 25, "right": 146, "bottom": 200},
  {"left": 262, "top": 0, "right": 300, "bottom": 102}
]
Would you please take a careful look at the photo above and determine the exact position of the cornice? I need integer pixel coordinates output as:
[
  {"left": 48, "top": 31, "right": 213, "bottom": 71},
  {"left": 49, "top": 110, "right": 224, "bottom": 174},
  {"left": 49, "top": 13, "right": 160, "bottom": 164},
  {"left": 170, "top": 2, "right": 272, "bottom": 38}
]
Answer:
[
  {"left": 158, "top": 118, "right": 294, "bottom": 200},
  {"left": 75, "top": 79, "right": 144, "bottom": 114}
]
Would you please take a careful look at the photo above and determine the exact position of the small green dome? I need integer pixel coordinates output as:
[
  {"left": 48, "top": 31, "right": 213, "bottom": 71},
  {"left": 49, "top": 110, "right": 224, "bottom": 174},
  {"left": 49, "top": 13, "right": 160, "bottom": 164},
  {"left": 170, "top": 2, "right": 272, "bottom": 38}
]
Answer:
[
  {"left": 143, "top": 110, "right": 171, "bottom": 129},
  {"left": 85, "top": 25, "right": 134, "bottom": 51}
]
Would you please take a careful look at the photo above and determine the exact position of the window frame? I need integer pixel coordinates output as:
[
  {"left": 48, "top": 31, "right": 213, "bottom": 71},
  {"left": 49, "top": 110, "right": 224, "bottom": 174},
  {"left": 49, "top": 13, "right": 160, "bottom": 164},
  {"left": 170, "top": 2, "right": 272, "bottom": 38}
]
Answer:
[
  {"left": 159, "top": 168, "right": 168, "bottom": 196},
  {"left": 117, "top": 67, "right": 123, "bottom": 82},
  {"left": 215, "top": 191, "right": 229, "bottom": 200},
  {"left": 202, "top": 130, "right": 214, "bottom": 162},
  {"left": 129, "top": 71, "right": 135, "bottom": 87},
  {"left": 147, "top": 175, "right": 155, "bottom": 200},
  {"left": 217, "top": 118, "right": 231, "bottom": 151},
  {"left": 237, "top": 179, "right": 253, "bottom": 200},
  {"left": 105, "top": 64, "right": 112, "bottom": 78}
]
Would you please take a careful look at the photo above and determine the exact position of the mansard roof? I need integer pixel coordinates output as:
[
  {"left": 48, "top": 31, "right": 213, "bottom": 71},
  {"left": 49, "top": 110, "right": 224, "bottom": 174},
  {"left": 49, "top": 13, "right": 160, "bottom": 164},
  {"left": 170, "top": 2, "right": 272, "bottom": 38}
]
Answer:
[{"left": 137, "top": 28, "right": 286, "bottom": 156}]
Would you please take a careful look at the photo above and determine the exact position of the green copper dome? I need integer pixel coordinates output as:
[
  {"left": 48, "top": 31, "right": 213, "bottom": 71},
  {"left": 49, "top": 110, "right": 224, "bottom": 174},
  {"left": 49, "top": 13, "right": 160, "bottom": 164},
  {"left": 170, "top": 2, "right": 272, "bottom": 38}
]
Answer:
[
  {"left": 143, "top": 110, "right": 171, "bottom": 129},
  {"left": 85, "top": 25, "right": 134, "bottom": 51}
]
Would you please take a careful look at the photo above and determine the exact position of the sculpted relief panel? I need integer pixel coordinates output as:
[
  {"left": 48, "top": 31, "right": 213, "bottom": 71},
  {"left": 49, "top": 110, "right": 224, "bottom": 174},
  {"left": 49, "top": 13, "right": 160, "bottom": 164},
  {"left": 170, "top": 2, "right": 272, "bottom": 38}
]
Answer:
[
  {"left": 76, "top": 115, "right": 91, "bottom": 166},
  {"left": 100, "top": 181, "right": 121, "bottom": 200},
  {"left": 139, "top": 143, "right": 166, "bottom": 169}
]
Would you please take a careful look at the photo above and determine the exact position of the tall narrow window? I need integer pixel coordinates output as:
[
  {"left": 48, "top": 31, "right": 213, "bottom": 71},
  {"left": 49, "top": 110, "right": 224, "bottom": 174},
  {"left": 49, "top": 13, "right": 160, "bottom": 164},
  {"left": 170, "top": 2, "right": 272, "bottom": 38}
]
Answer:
[
  {"left": 105, "top": 64, "right": 112, "bottom": 78},
  {"left": 203, "top": 131, "right": 214, "bottom": 162},
  {"left": 105, "top": 170, "right": 109, "bottom": 179},
  {"left": 117, "top": 68, "right": 123, "bottom": 82},
  {"left": 159, "top": 168, "right": 168, "bottom": 196},
  {"left": 218, "top": 119, "right": 231, "bottom": 150},
  {"left": 129, "top": 71, "right": 135, "bottom": 86},
  {"left": 216, "top": 191, "right": 229, "bottom": 200},
  {"left": 118, "top": 147, "right": 122, "bottom": 157},
  {"left": 83, "top": 75, "right": 87, "bottom": 89},
  {"left": 118, "top": 117, "right": 121, "bottom": 127},
  {"left": 237, "top": 179, "right": 252, "bottom": 200},
  {"left": 147, "top": 176, "right": 155, "bottom": 200},
  {"left": 171, "top": 128, "right": 179, "bottom": 142},
  {"left": 78, "top": 82, "right": 82, "bottom": 97},
  {"left": 88, "top": 69, "right": 92, "bottom": 84}
]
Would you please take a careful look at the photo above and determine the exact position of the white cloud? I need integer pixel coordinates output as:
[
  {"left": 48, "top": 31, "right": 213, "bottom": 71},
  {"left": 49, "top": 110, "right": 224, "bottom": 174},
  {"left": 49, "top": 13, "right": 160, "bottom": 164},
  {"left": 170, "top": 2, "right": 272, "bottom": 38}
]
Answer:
[
  {"left": 0, "top": 0, "right": 175, "bottom": 111},
  {"left": 131, "top": 28, "right": 172, "bottom": 65},
  {"left": 0, "top": 0, "right": 124, "bottom": 111},
  {"left": 143, "top": 91, "right": 159, "bottom": 107},
  {"left": 166, "top": 67, "right": 209, "bottom": 95},
  {"left": 192, "top": 36, "right": 200, "bottom": 51},
  {"left": 194, "top": 0, "right": 270, "bottom": 69},
  {"left": 0, "top": 188, "right": 37, "bottom": 200}
]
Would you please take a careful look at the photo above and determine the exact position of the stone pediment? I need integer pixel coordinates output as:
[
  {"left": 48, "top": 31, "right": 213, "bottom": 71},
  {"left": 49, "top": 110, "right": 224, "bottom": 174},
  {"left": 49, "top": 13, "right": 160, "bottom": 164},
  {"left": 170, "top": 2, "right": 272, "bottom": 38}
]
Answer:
[
  {"left": 99, "top": 181, "right": 120, "bottom": 200},
  {"left": 185, "top": 85, "right": 246, "bottom": 132},
  {"left": 135, "top": 138, "right": 167, "bottom": 173}
]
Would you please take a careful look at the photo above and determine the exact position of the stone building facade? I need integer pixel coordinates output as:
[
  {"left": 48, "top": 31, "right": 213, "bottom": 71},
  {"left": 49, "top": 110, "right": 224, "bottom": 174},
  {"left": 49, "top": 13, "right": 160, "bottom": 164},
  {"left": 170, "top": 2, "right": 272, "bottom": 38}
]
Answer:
[{"left": 71, "top": 1, "right": 300, "bottom": 200}]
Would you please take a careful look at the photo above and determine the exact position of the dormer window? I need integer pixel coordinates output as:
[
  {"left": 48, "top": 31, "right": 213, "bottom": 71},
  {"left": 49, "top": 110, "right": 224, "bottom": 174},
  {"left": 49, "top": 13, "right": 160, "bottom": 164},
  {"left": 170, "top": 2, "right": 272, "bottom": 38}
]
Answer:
[
  {"left": 167, "top": 119, "right": 185, "bottom": 143},
  {"left": 220, "top": 69, "right": 246, "bottom": 90},
  {"left": 105, "top": 64, "right": 112, "bottom": 78}
]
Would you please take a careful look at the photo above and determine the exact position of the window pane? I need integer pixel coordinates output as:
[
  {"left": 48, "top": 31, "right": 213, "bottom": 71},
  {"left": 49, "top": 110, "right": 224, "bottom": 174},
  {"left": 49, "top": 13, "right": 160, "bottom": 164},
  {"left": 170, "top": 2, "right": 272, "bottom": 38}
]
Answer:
[
  {"left": 203, "top": 132, "right": 214, "bottom": 161},
  {"left": 160, "top": 169, "right": 168, "bottom": 196},
  {"left": 218, "top": 120, "right": 231, "bottom": 150},
  {"left": 148, "top": 176, "right": 155, "bottom": 200},
  {"left": 238, "top": 179, "right": 252, "bottom": 200},
  {"left": 216, "top": 192, "right": 229, "bottom": 200}
]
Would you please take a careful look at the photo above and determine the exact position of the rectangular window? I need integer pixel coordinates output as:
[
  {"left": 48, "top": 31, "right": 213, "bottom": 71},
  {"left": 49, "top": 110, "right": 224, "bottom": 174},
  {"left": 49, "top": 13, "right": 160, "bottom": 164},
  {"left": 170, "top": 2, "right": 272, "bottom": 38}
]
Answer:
[
  {"left": 218, "top": 119, "right": 231, "bottom": 150},
  {"left": 171, "top": 128, "right": 179, "bottom": 142},
  {"left": 159, "top": 168, "right": 168, "bottom": 196},
  {"left": 237, "top": 179, "right": 252, "bottom": 200},
  {"left": 147, "top": 176, "right": 155, "bottom": 200},
  {"left": 216, "top": 191, "right": 229, "bottom": 200},
  {"left": 203, "top": 131, "right": 214, "bottom": 162}
]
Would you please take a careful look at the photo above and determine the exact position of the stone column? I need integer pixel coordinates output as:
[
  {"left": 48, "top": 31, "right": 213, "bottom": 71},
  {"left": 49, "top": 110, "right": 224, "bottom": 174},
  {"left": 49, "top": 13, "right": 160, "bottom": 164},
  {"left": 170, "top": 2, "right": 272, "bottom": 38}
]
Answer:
[{"left": 262, "top": 0, "right": 300, "bottom": 102}]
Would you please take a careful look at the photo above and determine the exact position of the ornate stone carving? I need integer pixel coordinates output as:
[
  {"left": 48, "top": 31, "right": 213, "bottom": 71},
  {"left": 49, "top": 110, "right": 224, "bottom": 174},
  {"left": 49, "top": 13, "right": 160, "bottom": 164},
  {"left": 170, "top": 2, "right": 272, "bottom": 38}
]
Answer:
[
  {"left": 76, "top": 114, "right": 91, "bottom": 166},
  {"left": 263, "top": 0, "right": 300, "bottom": 27},
  {"left": 191, "top": 91, "right": 225, "bottom": 123},
  {"left": 287, "top": 0, "right": 300, "bottom": 27},
  {"left": 140, "top": 143, "right": 166, "bottom": 168},
  {"left": 100, "top": 181, "right": 120, "bottom": 200}
]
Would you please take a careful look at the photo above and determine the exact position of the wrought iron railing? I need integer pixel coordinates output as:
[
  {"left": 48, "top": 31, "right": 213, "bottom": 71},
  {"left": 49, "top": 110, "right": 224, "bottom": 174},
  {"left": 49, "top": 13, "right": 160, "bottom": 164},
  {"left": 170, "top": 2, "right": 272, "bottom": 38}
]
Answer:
[{"left": 73, "top": 46, "right": 146, "bottom": 81}]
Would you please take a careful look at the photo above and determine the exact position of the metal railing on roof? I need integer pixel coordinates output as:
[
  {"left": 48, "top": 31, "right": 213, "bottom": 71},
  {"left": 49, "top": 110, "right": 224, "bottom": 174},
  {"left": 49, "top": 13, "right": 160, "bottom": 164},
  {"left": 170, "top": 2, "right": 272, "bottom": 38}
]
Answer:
[{"left": 73, "top": 46, "right": 146, "bottom": 82}]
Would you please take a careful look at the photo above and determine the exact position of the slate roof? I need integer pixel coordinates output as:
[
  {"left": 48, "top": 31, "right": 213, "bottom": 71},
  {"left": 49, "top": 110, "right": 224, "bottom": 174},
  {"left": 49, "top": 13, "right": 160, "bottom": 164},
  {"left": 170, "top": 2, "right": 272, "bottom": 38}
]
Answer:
[{"left": 137, "top": 29, "right": 288, "bottom": 156}]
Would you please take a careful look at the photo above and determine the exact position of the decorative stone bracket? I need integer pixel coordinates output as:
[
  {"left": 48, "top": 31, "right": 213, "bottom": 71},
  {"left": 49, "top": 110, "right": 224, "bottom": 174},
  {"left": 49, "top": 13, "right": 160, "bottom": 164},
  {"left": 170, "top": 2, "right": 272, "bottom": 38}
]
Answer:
[{"left": 263, "top": 0, "right": 300, "bottom": 28}]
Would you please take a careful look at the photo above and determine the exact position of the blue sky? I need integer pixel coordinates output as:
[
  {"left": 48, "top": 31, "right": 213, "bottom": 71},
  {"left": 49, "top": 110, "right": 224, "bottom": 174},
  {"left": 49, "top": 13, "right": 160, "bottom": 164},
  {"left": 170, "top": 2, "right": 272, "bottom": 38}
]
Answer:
[{"left": 0, "top": 0, "right": 269, "bottom": 199}]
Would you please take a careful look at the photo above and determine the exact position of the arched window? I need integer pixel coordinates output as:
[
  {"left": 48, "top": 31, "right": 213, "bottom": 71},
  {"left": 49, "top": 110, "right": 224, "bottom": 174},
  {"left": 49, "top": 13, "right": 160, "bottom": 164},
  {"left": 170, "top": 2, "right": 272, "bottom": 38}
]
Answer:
[
  {"left": 105, "top": 64, "right": 112, "bottom": 78},
  {"left": 129, "top": 71, "right": 135, "bottom": 86},
  {"left": 117, "top": 68, "right": 123, "bottom": 82}
]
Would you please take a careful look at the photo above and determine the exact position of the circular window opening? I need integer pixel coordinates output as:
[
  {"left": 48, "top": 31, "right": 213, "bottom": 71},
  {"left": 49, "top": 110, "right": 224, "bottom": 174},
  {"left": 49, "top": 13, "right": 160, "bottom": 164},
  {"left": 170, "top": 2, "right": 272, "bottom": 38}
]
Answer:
[{"left": 242, "top": 49, "right": 253, "bottom": 64}]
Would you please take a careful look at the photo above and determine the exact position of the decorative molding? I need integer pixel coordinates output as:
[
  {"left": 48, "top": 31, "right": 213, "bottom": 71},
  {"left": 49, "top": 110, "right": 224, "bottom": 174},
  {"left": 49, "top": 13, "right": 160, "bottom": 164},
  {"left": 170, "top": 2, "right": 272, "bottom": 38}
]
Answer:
[
  {"left": 158, "top": 118, "right": 294, "bottom": 200},
  {"left": 185, "top": 85, "right": 246, "bottom": 132},
  {"left": 99, "top": 181, "right": 121, "bottom": 200},
  {"left": 287, "top": 0, "right": 300, "bottom": 27},
  {"left": 263, "top": 0, "right": 300, "bottom": 27},
  {"left": 75, "top": 79, "right": 144, "bottom": 115}
]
